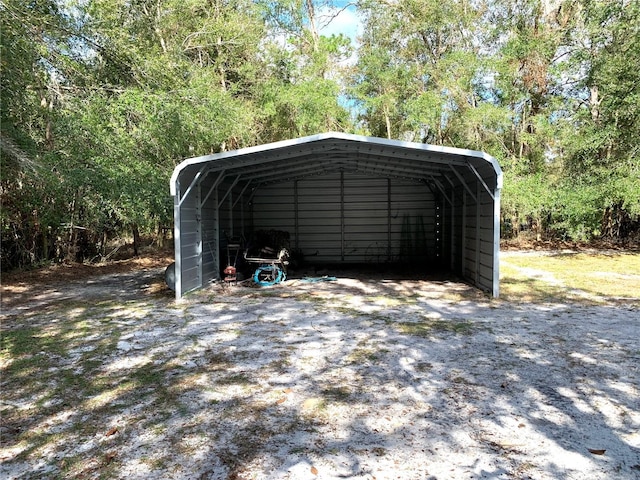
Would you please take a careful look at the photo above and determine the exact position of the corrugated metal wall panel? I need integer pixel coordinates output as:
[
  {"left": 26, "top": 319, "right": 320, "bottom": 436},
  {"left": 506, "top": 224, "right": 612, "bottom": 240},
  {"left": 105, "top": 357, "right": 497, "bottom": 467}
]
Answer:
[
  {"left": 181, "top": 265, "right": 200, "bottom": 291},
  {"left": 456, "top": 185, "right": 497, "bottom": 294},
  {"left": 477, "top": 189, "right": 497, "bottom": 293},
  {"left": 390, "top": 180, "right": 437, "bottom": 265},
  {"left": 343, "top": 175, "right": 387, "bottom": 263},
  {"left": 178, "top": 190, "right": 200, "bottom": 294},
  {"left": 201, "top": 217, "right": 218, "bottom": 279},
  {"left": 251, "top": 172, "right": 435, "bottom": 265},
  {"left": 294, "top": 173, "right": 340, "bottom": 263},
  {"left": 251, "top": 182, "right": 296, "bottom": 240}
]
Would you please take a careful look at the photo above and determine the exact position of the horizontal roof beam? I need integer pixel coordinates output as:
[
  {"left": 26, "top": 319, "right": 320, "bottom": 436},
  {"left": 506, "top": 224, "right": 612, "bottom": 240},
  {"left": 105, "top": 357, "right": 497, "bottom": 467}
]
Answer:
[
  {"left": 189, "top": 146, "right": 474, "bottom": 179},
  {"left": 246, "top": 163, "right": 445, "bottom": 185},
  {"left": 242, "top": 159, "right": 349, "bottom": 183}
]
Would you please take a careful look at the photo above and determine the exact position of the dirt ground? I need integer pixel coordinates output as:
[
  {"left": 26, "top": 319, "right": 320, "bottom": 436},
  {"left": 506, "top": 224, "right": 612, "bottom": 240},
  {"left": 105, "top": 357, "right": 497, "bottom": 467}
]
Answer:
[{"left": 1, "top": 253, "right": 639, "bottom": 479}]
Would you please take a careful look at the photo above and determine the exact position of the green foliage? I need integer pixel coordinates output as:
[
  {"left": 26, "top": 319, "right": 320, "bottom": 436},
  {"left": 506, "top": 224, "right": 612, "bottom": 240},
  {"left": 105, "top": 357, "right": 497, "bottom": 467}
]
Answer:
[
  {"left": 355, "top": 0, "right": 638, "bottom": 242},
  {"left": 1, "top": 0, "right": 354, "bottom": 269},
  {"left": 2, "top": 0, "right": 639, "bottom": 271}
]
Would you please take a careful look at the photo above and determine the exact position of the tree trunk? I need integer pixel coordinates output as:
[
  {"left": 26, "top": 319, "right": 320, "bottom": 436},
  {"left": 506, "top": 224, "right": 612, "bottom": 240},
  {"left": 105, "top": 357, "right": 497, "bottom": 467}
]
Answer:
[
  {"left": 305, "top": 0, "right": 319, "bottom": 52},
  {"left": 383, "top": 105, "right": 392, "bottom": 139},
  {"left": 590, "top": 85, "right": 600, "bottom": 122},
  {"left": 101, "top": 230, "right": 108, "bottom": 256},
  {"left": 155, "top": 223, "right": 166, "bottom": 248},
  {"left": 132, "top": 223, "right": 140, "bottom": 256},
  {"left": 67, "top": 193, "right": 78, "bottom": 262},
  {"left": 42, "top": 229, "right": 49, "bottom": 261}
]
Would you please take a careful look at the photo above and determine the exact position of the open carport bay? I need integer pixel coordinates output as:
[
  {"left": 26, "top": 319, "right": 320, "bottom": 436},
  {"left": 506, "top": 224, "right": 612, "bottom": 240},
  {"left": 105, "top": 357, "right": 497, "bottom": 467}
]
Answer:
[
  {"left": 1, "top": 263, "right": 638, "bottom": 480},
  {"left": 171, "top": 133, "right": 502, "bottom": 299}
]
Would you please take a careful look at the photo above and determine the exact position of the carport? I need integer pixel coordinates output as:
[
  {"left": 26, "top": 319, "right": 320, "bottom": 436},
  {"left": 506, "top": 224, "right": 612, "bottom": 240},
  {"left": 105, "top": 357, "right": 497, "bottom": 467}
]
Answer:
[{"left": 170, "top": 132, "right": 502, "bottom": 299}]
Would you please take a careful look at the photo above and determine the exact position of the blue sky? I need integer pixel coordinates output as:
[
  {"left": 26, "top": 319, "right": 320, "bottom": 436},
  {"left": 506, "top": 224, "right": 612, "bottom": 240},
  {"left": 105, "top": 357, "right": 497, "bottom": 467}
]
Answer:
[{"left": 317, "top": 1, "right": 363, "bottom": 45}]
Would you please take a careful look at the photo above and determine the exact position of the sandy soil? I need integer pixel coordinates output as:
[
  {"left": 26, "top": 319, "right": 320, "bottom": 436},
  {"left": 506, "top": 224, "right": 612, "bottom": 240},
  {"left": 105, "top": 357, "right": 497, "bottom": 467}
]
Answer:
[{"left": 1, "top": 255, "right": 639, "bottom": 479}]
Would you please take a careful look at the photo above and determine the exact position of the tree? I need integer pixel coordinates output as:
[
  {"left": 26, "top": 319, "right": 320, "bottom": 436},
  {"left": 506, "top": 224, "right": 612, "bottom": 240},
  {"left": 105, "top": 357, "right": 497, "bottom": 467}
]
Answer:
[
  {"left": 557, "top": 0, "right": 640, "bottom": 237},
  {"left": 255, "top": 0, "right": 353, "bottom": 141}
]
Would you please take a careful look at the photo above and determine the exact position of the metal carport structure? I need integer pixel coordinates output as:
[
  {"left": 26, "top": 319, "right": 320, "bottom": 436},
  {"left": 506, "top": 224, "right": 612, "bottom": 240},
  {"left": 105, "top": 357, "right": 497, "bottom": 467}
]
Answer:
[{"left": 170, "top": 132, "right": 503, "bottom": 299}]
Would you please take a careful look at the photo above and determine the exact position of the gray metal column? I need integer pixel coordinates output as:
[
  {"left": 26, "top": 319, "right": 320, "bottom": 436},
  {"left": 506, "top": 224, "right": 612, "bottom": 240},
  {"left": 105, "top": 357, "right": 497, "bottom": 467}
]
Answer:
[
  {"left": 340, "top": 170, "right": 345, "bottom": 262},
  {"left": 387, "top": 178, "right": 392, "bottom": 261},
  {"left": 294, "top": 180, "right": 299, "bottom": 249},
  {"left": 213, "top": 186, "right": 220, "bottom": 282},
  {"left": 196, "top": 182, "right": 203, "bottom": 288},
  {"left": 493, "top": 188, "right": 501, "bottom": 297},
  {"left": 228, "top": 188, "right": 233, "bottom": 238},
  {"left": 173, "top": 181, "right": 182, "bottom": 300},
  {"left": 475, "top": 181, "right": 481, "bottom": 284},
  {"left": 462, "top": 188, "right": 467, "bottom": 276}
]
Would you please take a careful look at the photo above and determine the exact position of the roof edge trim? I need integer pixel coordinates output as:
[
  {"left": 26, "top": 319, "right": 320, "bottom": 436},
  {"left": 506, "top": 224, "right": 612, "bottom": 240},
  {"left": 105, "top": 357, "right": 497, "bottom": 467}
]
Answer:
[{"left": 170, "top": 132, "right": 502, "bottom": 196}]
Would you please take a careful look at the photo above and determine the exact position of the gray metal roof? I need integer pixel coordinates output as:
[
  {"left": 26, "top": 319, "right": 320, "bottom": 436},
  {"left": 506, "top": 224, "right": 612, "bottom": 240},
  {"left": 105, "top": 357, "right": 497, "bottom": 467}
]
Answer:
[{"left": 171, "top": 132, "right": 503, "bottom": 197}]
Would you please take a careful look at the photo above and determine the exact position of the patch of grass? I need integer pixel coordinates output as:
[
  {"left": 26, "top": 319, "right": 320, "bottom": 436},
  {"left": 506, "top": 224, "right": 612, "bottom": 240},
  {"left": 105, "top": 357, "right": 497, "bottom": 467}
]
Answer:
[
  {"left": 371, "top": 296, "right": 416, "bottom": 307},
  {"left": 452, "top": 375, "right": 471, "bottom": 384},
  {"left": 0, "top": 299, "right": 188, "bottom": 479},
  {"left": 320, "top": 386, "right": 351, "bottom": 402},
  {"left": 371, "top": 446, "right": 387, "bottom": 456},
  {"left": 268, "top": 356, "right": 291, "bottom": 373},
  {"left": 499, "top": 264, "right": 570, "bottom": 303},
  {"left": 501, "top": 252, "right": 640, "bottom": 303},
  {"left": 334, "top": 305, "right": 366, "bottom": 316},
  {"left": 397, "top": 319, "right": 475, "bottom": 336},
  {"left": 414, "top": 361, "right": 433, "bottom": 372},
  {"left": 217, "top": 372, "right": 254, "bottom": 385},
  {"left": 293, "top": 292, "right": 320, "bottom": 302},
  {"left": 131, "top": 364, "right": 166, "bottom": 386},
  {"left": 204, "top": 351, "right": 234, "bottom": 371},
  {"left": 1, "top": 326, "right": 67, "bottom": 359},
  {"left": 347, "top": 346, "right": 382, "bottom": 364}
]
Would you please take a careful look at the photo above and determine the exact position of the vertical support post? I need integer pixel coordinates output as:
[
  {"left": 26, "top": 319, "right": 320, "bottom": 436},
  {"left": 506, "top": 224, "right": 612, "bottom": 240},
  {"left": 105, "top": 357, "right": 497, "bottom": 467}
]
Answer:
[
  {"left": 493, "top": 188, "right": 501, "bottom": 297},
  {"left": 249, "top": 188, "right": 254, "bottom": 235},
  {"left": 443, "top": 175, "right": 455, "bottom": 271},
  {"left": 228, "top": 187, "right": 233, "bottom": 238},
  {"left": 450, "top": 188, "right": 455, "bottom": 272},
  {"left": 196, "top": 181, "right": 203, "bottom": 288},
  {"left": 294, "top": 180, "right": 299, "bottom": 249},
  {"left": 475, "top": 181, "right": 481, "bottom": 284},
  {"left": 387, "top": 178, "right": 392, "bottom": 261},
  {"left": 232, "top": 181, "right": 251, "bottom": 240},
  {"left": 435, "top": 201, "right": 442, "bottom": 264},
  {"left": 433, "top": 202, "right": 444, "bottom": 264},
  {"left": 462, "top": 188, "right": 467, "bottom": 275},
  {"left": 340, "top": 170, "right": 345, "bottom": 262},
  {"left": 240, "top": 191, "right": 245, "bottom": 239},
  {"left": 213, "top": 185, "right": 220, "bottom": 281},
  {"left": 173, "top": 181, "right": 182, "bottom": 300}
]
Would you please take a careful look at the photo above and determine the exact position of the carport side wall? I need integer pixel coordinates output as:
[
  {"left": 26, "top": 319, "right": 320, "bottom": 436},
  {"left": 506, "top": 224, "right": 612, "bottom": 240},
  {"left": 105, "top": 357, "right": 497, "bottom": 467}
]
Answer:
[
  {"left": 250, "top": 172, "right": 437, "bottom": 265},
  {"left": 445, "top": 178, "right": 497, "bottom": 295},
  {"left": 465, "top": 186, "right": 498, "bottom": 292},
  {"left": 177, "top": 181, "right": 203, "bottom": 295}
]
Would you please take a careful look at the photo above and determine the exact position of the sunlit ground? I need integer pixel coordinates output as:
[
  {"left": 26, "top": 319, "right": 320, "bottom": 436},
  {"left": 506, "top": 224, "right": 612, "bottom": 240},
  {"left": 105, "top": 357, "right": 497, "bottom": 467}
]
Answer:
[
  {"left": 500, "top": 251, "right": 640, "bottom": 304},
  {"left": 1, "top": 253, "right": 639, "bottom": 479}
]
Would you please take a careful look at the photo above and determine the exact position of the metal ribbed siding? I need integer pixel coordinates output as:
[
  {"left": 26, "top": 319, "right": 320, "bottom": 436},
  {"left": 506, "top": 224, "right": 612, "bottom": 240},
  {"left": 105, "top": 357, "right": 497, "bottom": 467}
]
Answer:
[
  {"left": 178, "top": 190, "right": 201, "bottom": 294},
  {"left": 252, "top": 173, "right": 435, "bottom": 264},
  {"left": 170, "top": 132, "right": 502, "bottom": 299},
  {"left": 441, "top": 177, "right": 497, "bottom": 295}
]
